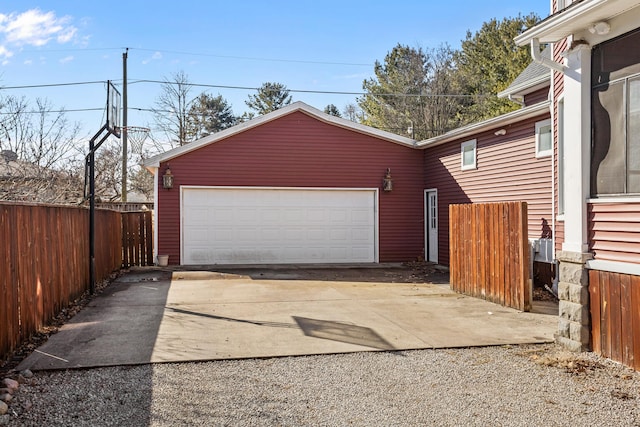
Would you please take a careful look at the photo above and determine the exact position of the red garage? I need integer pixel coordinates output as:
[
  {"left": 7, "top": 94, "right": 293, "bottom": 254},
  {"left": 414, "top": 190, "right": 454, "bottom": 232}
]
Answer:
[{"left": 144, "top": 102, "right": 425, "bottom": 265}]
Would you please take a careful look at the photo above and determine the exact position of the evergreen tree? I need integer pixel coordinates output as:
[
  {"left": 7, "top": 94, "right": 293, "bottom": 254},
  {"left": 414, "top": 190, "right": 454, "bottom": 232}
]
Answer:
[
  {"left": 324, "top": 104, "right": 341, "bottom": 117},
  {"left": 358, "top": 44, "right": 462, "bottom": 139},
  {"left": 455, "top": 13, "right": 540, "bottom": 123},
  {"left": 245, "top": 82, "right": 292, "bottom": 115},
  {"left": 187, "top": 93, "right": 237, "bottom": 140}
]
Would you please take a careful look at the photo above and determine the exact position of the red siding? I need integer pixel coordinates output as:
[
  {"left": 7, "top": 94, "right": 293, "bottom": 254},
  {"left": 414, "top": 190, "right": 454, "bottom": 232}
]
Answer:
[
  {"left": 524, "top": 87, "right": 549, "bottom": 106},
  {"left": 157, "top": 111, "right": 424, "bottom": 264},
  {"left": 424, "top": 114, "right": 552, "bottom": 266},
  {"left": 553, "top": 38, "right": 568, "bottom": 253},
  {"left": 588, "top": 203, "right": 640, "bottom": 264}
]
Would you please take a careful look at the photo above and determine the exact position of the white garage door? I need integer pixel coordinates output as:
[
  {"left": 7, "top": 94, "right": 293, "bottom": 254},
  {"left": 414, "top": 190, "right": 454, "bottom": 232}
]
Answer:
[{"left": 181, "top": 187, "right": 377, "bottom": 265}]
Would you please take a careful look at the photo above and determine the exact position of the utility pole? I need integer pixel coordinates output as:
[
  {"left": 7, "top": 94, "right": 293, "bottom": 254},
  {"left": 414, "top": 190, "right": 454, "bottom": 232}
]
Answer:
[{"left": 121, "top": 48, "right": 129, "bottom": 202}]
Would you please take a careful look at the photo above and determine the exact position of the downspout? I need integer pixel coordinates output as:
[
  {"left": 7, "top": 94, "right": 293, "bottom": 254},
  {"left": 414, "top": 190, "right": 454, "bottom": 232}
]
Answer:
[
  {"left": 530, "top": 38, "right": 566, "bottom": 73},
  {"left": 508, "top": 94, "right": 525, "bottom": 107},
  {"left": 528, "top": 37, "right": 565, "bottom": 297}
]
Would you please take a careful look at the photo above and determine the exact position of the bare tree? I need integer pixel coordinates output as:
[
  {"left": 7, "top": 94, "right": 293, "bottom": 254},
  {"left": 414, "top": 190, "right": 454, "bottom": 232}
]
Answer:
[
  {"left": 129, "top": 165, "right": 154, "bottom": 201},
  {"left": 153, "top": 70, "right": 194, "bottom": 148},
  {"left": 358, "top": 44, "right": 463, "bottom": 139},
  {"left": 343, "top": 103, "right": 364, "bottom": 122},
  {"left": 91, "top": 140, "right": 123, "bottom": 202},
  {"left": 0, "top": 95, "right": 83, "bottom": 204}
]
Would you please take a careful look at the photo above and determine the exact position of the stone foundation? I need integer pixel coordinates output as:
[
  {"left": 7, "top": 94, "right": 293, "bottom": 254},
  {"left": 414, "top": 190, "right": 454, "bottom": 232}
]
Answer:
[{"left": 555, "top": 250, "right": 592, "bottom": 352}]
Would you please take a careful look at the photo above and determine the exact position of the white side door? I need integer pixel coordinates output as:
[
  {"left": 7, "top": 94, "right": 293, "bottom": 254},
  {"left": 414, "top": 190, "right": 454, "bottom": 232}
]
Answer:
[{"left": 425, "top": 190, "right": 438, "bottom": 263}]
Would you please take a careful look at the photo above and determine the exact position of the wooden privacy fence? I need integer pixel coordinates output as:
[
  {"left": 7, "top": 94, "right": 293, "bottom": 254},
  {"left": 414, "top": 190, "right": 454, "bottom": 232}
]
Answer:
[
  {"left": 589, "top": 270, "right": 640, "bottom": 371},
  {"left": 450, "top": 201, "right": 531, "bottom": 311},
  {"left": 122, "top": 211, "right": 153, "bottom": 268},
  {"left": 0, "top": 203, "right": 153, "bottom": 361}
]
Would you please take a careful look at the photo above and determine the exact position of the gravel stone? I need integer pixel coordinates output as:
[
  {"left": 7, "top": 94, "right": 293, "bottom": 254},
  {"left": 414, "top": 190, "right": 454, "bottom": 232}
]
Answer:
[
  {"left": 0, "top": 402, "right": 7, "bottom": 416},
  {"left": 0, "top": 381, "right": 16, "bottom": 394},
  {"left": 4, "top": 344, "right": 640, "bottom": 426},
  {"left": 18, "top": 372, "right": 32, "bottom": 381}
]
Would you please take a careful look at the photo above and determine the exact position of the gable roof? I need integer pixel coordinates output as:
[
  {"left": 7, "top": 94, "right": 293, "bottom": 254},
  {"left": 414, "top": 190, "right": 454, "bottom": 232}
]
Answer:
[
  {"left": 144, "top": 101, "right": 417, "bottom": 168},
  {"left": 498, "top": 47, "right": 551, "bottom": 99}
]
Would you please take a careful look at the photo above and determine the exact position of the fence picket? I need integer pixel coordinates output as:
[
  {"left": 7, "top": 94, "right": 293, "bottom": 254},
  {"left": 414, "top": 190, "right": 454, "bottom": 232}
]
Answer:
[
  {"left": 0, "top": 203, "right": 152, "bottom": 360},
  {"left": 449, "top": 202, "right": 529, "bottom": 311}
]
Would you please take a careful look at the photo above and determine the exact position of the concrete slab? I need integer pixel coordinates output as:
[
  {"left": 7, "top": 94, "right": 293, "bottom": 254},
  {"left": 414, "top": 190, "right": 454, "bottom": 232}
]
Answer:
[{"left": 18, "top": 269, "right": 558, "bottom": 371}]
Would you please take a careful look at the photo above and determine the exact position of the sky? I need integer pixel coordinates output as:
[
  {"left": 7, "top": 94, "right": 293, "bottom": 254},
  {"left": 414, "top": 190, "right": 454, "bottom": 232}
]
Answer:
[{"left": 0, "top": 0, "right": 551, "bottom": 153}]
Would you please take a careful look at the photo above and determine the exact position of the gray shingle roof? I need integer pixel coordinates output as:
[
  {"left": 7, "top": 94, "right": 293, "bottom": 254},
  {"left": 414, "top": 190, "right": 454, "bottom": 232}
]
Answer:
[{"left": 499, "top": 46, "right": 551, "bottom": 98}]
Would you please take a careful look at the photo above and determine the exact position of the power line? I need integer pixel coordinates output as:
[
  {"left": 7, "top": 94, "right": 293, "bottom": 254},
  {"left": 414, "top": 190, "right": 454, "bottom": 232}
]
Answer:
[
  {"left": 0, "top": 81, "right": 106, "bottom": 90},
  {"left": 0, "top": 107, "right": 104, "bottom": 115},
  {"left": 129, "top": 47, "right": 373, "bottom": 67},
  {"left": 131, "top": 79, "right": 478, "bottom": 98},
  {"left": 1, "top": 78, "right": 480, "bottom": 98},
  {"left": 15, "top": 46, "right": 373, "bottom": 67}
]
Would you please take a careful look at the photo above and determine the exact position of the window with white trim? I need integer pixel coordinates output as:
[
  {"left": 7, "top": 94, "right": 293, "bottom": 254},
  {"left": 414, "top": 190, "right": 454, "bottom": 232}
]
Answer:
[
  {"left": 461, "top": 139, "right": 477, "bottom": 170},
  {"left": 535, "top": 119, "right": 552, "bottom": 158}
]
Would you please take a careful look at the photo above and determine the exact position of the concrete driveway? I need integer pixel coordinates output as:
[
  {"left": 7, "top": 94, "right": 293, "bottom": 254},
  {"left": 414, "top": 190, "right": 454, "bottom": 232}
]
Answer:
[{"left": 18, "top": 265, "right": 558, "bottom": 371}]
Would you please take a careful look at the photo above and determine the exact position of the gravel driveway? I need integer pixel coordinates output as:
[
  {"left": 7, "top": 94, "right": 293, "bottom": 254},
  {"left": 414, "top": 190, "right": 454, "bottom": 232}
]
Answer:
[{"left": 4, "top": 343, "right": 640, "bottom": 426}]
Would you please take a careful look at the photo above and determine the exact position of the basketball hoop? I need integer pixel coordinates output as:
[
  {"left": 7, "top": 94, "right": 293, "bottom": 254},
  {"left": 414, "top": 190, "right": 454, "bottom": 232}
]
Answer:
[{"left": 119, "top": 126, "right": 150, "bottom": 155}]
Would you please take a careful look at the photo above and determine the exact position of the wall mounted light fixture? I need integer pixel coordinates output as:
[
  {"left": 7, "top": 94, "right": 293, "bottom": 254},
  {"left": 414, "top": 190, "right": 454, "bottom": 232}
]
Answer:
[
  {"left": 162, "top": 166, "right": 174, "bottom": 189},
  {"left": 383, "top": 168, "right": 393, "bottom": 192},
  {"left": 589, "top": 21, "right": 610, "bottom": 35}
]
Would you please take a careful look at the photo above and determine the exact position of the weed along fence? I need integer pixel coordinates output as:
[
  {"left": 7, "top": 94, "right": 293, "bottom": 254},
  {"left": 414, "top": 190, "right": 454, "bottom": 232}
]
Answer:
[
  {"left": 449, "top": 201, "right": 531, "bottom": 311},
  {"left": 0, "top": 203, "right": 153, "bottom": 361}
]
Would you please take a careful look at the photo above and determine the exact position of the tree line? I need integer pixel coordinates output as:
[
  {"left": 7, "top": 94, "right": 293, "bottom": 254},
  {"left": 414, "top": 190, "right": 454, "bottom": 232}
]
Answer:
[
  {"left": 155, "top": 13, "right": 539, "bottom": 145},
  {"left": 0, "top": 13, "right": 539, "bottom": 204}
]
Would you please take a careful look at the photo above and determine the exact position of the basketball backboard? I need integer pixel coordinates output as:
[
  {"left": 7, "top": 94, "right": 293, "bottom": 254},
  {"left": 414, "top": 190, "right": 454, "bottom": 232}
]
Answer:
[{"left": 107, "top": 80, "right": 121, "bottom": 138}]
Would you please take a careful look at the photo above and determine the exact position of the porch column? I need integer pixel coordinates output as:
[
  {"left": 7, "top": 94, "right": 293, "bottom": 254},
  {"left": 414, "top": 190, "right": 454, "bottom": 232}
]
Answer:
[{"left": 556, "top": 43, "right": 592, "bottom": 351}]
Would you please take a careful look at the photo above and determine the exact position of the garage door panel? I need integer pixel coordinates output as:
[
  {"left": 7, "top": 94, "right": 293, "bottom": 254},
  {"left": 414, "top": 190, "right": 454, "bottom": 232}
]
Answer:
[
  {"left": 261, "top": 228, "right": 280, "bottom": 240},
  {"left": 214, "top": 208, "right": 234, "bottom": 222},
  {"left": 330, "top": 229, "right": 348, "bottom": 240},
  {"left": 182, "top": 188, "right": 376, "bottom": 265},
  {"left": 307, "top": 209, "right": 326, "bottom": 222},
  {"left": 213, "top": 228, "right": 234, "bottom": 242},
  {"left": 184, "top": 227, "right": 208, "bottom": 244},
  {"left": 237, "top": 228, "right": 259, "bottom": 241},
  {"left": 184, "top": 208, "right": 208, "bottom": 225},
  {"left": 261, "top": 209, "right": 280, "bottom": 222}
]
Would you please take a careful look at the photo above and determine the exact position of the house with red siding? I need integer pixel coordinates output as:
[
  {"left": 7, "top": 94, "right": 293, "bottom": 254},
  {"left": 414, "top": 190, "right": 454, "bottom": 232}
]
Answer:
[
  {"left": 143, "top": 0, "right": 640, "bottom": 371},
  {"left": 515, "top": 0, "right": 640, "bottom": 368},
  {"left": 143, "top": 102, "right": 424, "bottom": 266},
  {"left": 418, "top": 53, "right": 553, "bottom": 276}
]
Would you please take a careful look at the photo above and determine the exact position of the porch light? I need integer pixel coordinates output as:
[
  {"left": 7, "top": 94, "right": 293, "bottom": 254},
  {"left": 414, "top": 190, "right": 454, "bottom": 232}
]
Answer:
[
  {"left": 162, "top": 166, "right": 174, "bottom": 189},
  {"left": 383, "top": 168, "right": 393, "bottom": 192},
  {"left": 589, "top": 21, "right": 610, "bottom": 35}
]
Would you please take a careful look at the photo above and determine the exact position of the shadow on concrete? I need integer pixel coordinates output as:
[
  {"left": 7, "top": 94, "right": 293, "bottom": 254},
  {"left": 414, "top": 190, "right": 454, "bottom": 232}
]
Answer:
[
  {"left": 170, "top": 264, "right": 451, "bottom": 285},
  {"left": 531, "top": 300, "right": 558, "bottom": 316},
  {"left": 166, "top": 307, "right": 297, "bottom": 329},
  {"left": 18, "top": 273, "right": 172, "bottom": 370},
  {"left": 293, "top": 316, "right": 395, "bottom": 350}
]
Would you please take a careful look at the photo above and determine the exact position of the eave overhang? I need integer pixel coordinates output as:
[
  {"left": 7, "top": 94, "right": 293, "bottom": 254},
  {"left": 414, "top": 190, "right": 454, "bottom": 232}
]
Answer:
[
  {"left": 515, "top": 0, "right": 640, "bottom": 45},
  {"left": 417, "top": 101, "right": 550, "bottom": 149}
]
